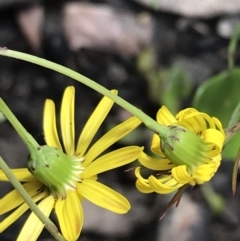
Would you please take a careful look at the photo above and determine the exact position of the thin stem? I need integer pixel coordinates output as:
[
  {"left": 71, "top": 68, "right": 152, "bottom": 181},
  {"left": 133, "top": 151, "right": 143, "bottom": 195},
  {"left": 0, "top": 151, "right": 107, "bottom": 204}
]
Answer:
[
  {"left": 0, "top": 48, "right": 168, "bottom": 136},
  {"left": 201, "top": 183, "right": 225, "bottom": 214},
  {"left": 151, "top": 0, "right": 158, "bottom": 9},
  {"left": 0, "top": 98, "right": 39, "bottom": 153},
  {"left": 0, "top": 98, "right": 66, "bottom": 240},
  {"left": 232, "top": 147, "right": 240, "bottom": 195},
  {"left": 228, "top": 23, "right": 240, "bottom": 70},
  {"left": 0, "top": 156, "right": 67, "bottom": 241}
]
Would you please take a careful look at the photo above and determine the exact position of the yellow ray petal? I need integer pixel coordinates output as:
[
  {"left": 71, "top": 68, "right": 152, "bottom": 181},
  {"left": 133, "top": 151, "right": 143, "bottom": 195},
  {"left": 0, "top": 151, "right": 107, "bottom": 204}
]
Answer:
[
  {"left": 60, "top": 86, "right": 75, "bottom": 156},
  {"left": 177, "top": 109, "right": 209, "bottom": 132},
  {"left": 0, "top": 168, "right": 35, "bottom": 182},
  {"left": 151, "top": 134, "right": 165, "bottom": 156},
  {"left": 134, "top": 167, "right": 144, "bottom": 179},
  {"left": 43, "top": 99, "right": 62, "bottom": 150},
  {"left": 148, "top": 175, "right": 182, "bottom": 194},
  {"left": 138, "top": 152, "right": 174, "bottom": 170},
  {"left": 82, "top": 146, "right": 142, "bottom": 179},
  {"left": 78, "top": 180, "right": 130, "bottom": 214},
  {"left": 76, "top": 90, "right": 117, "bottom": 157},
  {"left": 212, "top": 117, "right": 224, "bottom": 134},
  {"left": 203, "top": 129, "right": 224, "bottom": 152},
  {"left": 55, "top": 191, "right": 83, "bottom": 241},
  {"left": 178, "top": 115, "right": 207, "bottom": 133},
  {"left": 83, "top": 116, "right": 141, "bottom": 167},
  {"left": 184, "top": 112, "right": 216, "bottom": 129},
  {"left": 17, "top": 195, "right": 54, "bottom": 241},
  {"left": 199, "top": 113, "right": 220, "bottom": 129},
  {"left": 0, "top": 191, "right": 46, "bottom": 232},
  {"left": 136, "top": 179, "right": 154, "bottom": 193},
  {"left": 171, "top": 165, "right": 192, "bottom": 184},
  {"left": 156, "top": 106, "right": 176, "bottom": 125},
  {"left": 0, "top": 182, "right": 42, "bottom": 214},
  {"left": 176, "top": 108, "right": 198, "bottom": 119},
  {"left": 135, "top": 168, "right": 153, "bottom": 193},
  {"left": 193, "top": 162, "right": 220, "bottom": 183}
]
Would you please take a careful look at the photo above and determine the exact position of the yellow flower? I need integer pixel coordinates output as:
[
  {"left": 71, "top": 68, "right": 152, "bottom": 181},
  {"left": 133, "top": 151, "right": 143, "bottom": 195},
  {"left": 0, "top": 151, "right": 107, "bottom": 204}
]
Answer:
[
  {"left": 135, "top": 106, "right": 225, "bottom": 195},
  {"left": 0, "top": 86, "right": 142, "bottom": 241}
]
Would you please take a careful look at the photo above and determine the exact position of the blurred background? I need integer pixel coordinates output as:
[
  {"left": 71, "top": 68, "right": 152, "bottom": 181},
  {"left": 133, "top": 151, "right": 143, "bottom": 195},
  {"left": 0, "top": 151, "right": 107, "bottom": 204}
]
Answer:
[{"left": 1, "top": 0, "right": 240, "bottom": 240}]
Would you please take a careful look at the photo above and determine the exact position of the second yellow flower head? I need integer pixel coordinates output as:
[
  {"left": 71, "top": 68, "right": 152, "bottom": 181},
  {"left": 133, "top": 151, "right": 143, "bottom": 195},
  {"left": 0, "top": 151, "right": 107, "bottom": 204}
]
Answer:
[{"left": 136, "top": 106, "right": 225, "bottom": 194}]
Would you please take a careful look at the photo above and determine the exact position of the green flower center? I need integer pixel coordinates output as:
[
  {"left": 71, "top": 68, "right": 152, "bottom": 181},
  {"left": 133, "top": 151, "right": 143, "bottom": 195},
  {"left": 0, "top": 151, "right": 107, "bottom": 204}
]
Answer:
[{"left": 27, "top": 145, "right": 84, "bottom": 199}]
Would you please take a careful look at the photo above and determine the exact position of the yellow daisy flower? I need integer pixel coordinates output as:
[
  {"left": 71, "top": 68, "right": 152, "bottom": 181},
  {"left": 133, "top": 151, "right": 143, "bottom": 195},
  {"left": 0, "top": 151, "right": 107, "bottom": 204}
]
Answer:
[
  {"left": 135, "top": 106, "right": 225, "bottom": 195},
  {"left": 0, "top": 86, "right": 142, "bottom": 241}
]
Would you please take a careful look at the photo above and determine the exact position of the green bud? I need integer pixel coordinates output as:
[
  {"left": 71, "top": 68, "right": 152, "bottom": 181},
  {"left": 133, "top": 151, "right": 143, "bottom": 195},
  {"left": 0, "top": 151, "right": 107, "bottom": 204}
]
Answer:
[
  {"left": 27, "top": 145, "right": 83, "bottom": 199},
  {"left": 160, "top": 125, "right": 211, "bottom": 174}
]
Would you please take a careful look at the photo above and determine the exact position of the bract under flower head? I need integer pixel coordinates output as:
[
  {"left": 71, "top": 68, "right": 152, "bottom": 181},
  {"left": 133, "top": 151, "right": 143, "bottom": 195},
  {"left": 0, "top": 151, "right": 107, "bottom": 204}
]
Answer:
[
  {"left": 0, "top": 86, "right": 142, "bottom": 241},
  {"left": 135, "top": 106, "right": 225, "bottom": 195},
  {"left": 27, "top": 145, "right": 84, "bottom": 199}
]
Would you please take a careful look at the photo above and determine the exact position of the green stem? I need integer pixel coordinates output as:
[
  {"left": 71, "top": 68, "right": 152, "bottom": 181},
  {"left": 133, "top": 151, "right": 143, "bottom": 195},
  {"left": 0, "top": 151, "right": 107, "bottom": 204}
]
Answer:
[
  {"left": 151, "top": 0, "right": 158, "bottom": 9},
  {"left": 232, "top": 147, "right": 240, "bottom": 195},
  {"left": 0, "top": 48, "right": 168, "bottom": 136},
  {"left": 201, "top": 183, "right": 225, "bottom": 214},
  {"left": 0, "top": 98, "right": 39, "bottom": 154},
  {"left": 228, "top": 23, "right": 240, "bottom": 70},
  {"left": 0, "top": 156, "right": 67, "bottom": 241}
]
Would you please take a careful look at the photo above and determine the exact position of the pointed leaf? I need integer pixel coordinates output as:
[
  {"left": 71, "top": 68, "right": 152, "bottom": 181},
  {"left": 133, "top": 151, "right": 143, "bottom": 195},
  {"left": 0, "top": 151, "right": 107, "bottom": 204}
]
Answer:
[{"left": 193, "top": 69, "right": 240, "bottom": 159}]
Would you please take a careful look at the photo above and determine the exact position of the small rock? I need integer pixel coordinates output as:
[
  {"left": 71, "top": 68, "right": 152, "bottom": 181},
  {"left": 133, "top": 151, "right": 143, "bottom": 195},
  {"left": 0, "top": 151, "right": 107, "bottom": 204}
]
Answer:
[
  {"left": 17, "top": 5, "right": 44, "bottom": 52},
  {"left": 82, "top": 186, "right": 158, "bottom": 236},
  {"left": 133, "top": 0, "right": 240, "bottom": 18},
  {"left": 63, "top": 3, "right": 153, "bottom": 56},
  {"left": 157, "top": 194, "right": 210, "bottom": 241},
  {"left": 17, "top": 3, "right": 153, "bottom": 56},
  {"left": 217, "top": 15, "right": 240, "bottom": 39},
  {"left": 172, "top": 56, "right": 213, "bottom": 85},
  {"left": 0, "top": 0, "right": 39, "bottom": 10}
]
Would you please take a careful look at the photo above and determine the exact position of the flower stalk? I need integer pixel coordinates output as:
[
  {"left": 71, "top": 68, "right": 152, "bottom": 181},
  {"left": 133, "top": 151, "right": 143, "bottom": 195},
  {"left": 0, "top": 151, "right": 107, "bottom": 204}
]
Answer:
[
  {"left": 0, "top": 48, "right": 168, "bottom": 137},
  {"left": 0, "top": 156, "right": 66, "bottom": 241},
  {"left": 0, "top": 98, "right": 39, "bottom": 154},
  {"left": 0, "top": 98, "right": 66, "bottom": 241}
]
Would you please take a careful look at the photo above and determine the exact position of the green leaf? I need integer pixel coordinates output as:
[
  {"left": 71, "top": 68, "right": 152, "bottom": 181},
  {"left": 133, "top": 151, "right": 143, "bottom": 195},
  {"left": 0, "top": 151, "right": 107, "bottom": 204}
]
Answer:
[
  {"left": 228, "top": 23, "right": 240, "bottom": 70},
  {"left": 193, "top": 68, "right": 240, "bottom": 159},
  {"left": 227, "top": 102, "right": 240, "bottom": 128},
  {"left": 137, "top": 49, "right": 192, "bottom": 114},
  {"left": 161, "top": 66, "right": 191, "bottom": 114}
]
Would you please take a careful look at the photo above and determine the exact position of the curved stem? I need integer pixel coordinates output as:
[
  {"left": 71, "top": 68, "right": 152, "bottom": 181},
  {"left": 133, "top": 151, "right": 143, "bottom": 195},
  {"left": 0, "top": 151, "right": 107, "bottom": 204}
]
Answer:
[
  {"left": 0, "top": 98, "right": 39, "bottom": 153},
  {"left": 228, "top": 23, "right": 240, "bottom": 70},
  {"left": 0, "top": 98, "right": 67, "bottom": 240},
  {"left": 0, "top": 48, "right": 168, "bottom": 136},
  {"left": 0, "top": 157, "right": 67, "bottom": 241}
]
